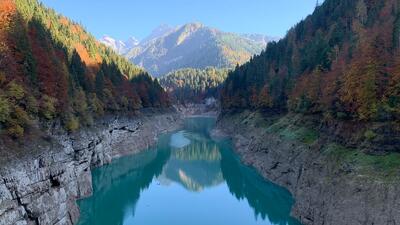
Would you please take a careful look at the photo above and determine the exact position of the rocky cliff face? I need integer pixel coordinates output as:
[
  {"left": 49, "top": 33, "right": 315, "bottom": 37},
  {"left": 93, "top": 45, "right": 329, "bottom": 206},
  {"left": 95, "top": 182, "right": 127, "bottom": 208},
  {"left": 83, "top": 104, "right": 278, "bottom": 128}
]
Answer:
[
  {"left": 212, "top": 111, "right": 400, "bottom": 225},
  {"left": 0, "top": 111, "right": 182, "bottom": 225}
]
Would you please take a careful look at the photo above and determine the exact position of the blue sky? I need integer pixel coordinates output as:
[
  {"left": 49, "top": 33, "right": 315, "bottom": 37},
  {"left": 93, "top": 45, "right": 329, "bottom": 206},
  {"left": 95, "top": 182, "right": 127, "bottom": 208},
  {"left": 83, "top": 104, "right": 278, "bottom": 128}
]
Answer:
[{"left": 39, "top": 0, "right": 320, "bottom": 41}]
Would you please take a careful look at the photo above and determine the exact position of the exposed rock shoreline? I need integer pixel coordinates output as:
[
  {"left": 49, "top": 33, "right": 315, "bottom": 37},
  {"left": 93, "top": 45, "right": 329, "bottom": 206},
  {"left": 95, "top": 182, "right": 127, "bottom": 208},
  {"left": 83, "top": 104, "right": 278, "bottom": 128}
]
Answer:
[
  {"left": 0, "top": 109, "right": 183, "bottom": 225},
  {"left": 212, "top": 111, "right": 400, "bottom": 225},
  {"left": 2, "top": 106, "right": 399, "bottom": 225}
]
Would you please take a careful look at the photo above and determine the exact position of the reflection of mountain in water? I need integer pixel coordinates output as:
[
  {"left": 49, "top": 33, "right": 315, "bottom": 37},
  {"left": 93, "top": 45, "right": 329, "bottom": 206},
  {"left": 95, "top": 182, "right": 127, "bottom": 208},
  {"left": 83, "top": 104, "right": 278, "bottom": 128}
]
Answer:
[
  {"left": 158, "top": 139, "right": 224, "bottom": 192},
  {"left": 173, "top": 140, "right": 221, "bottom": 161},
  {"left": 157, "top": 116, "right": 224, "bottom": 191},
  {"left": 170, "top": 131, "right": 191, "bottom": 148},
  {"left": 78, "top": 117, "right": 301, "bottom": 225}
]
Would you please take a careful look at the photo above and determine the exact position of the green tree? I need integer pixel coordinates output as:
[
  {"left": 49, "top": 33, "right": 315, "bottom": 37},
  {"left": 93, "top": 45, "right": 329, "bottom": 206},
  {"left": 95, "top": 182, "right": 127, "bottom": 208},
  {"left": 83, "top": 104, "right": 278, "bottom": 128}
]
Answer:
[
  {"left": 6, "top": 81, "right": 25, "bottom": 101},
  {"left": 0, "top": 96, "right": 11, "bottom": 123},
  {"left": 40, "top": 95, "right": 57, "bottom": 120}
]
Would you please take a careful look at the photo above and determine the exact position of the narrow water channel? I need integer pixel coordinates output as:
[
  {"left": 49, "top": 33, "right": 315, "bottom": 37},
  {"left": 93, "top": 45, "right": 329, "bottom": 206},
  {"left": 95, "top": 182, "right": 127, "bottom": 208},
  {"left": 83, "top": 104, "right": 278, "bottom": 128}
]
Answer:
[{"left": 78, "top": 117, "right": 301, "bottom": 225}]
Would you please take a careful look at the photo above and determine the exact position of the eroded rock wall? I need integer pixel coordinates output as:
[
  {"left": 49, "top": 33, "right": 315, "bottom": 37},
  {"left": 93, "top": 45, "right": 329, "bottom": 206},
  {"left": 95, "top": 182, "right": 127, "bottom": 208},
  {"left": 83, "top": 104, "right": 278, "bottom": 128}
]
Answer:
[
  {"left": 213, "top": 111, "right": 400, "bottom": 225},
  {"left": 0, "top": 112, "right": 182, "bottom": 225}
]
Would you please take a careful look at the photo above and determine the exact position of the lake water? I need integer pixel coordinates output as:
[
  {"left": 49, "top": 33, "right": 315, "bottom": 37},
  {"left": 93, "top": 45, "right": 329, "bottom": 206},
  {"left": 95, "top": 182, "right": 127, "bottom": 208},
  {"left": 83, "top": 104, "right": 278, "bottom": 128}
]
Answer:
[{"left": 78, "top": 117, "right": 302, "bottom": 225}]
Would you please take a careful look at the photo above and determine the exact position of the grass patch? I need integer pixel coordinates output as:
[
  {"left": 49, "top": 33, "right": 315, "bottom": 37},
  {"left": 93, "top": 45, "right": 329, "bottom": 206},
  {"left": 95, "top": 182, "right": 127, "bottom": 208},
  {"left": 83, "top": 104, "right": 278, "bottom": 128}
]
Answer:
[
  {"left": 265, "top": 117, "right": 290, "bottom": 133},
  {"left": 323, "top": 144, "right": 400, "bottom": 181},
  {"left": 265, "top": 116, "right": 319, "bottom": 145},
  {"left": 297, "top": 128, "right": 319, "bottom": 144},
  {"left": 364, "top": 130, "right": 377, "bottom": 141}
]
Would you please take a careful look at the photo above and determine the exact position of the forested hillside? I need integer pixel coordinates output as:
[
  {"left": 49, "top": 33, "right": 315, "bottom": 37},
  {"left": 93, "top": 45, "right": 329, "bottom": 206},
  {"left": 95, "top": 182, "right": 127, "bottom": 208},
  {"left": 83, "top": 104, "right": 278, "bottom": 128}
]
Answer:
[
  {"left": 220, "top": 0, "right": 400, "bottom": 151},
  {"left": 160, "top": 67, "right": 228, "bottom": 103},
  {"left": 222, "top": 0, "right": 400, "bottom": 122},
  {"left": 0, "top": 0, "right": 169, "bottom": 138}
]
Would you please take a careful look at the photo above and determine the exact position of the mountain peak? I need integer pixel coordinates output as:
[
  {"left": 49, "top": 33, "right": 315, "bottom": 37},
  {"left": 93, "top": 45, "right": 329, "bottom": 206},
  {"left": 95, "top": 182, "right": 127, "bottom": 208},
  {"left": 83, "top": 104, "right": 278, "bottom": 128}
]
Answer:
[
  {"left": 181, "top": 22, "right": 204, "bottom": 29},
  {"left": 125, "top": 36, "right": 140, "bottom": 48},
  {"left": 99, "top": 35, "right": 139, "bottom": 54},
  {"left": 178, "top": 22, "right": 207, "bottom": 34},
  {"left": 126, "top": 23, "right": 273, "bottom": 76},
  {"left": 141, "top": 24, "right": 176, "bottom": 44}
]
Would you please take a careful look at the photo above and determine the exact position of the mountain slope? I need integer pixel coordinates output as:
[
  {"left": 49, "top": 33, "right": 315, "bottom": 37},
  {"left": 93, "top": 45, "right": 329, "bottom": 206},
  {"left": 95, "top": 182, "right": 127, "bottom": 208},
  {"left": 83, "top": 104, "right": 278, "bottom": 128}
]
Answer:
[
  {"left": 221, "top": 0, "right": 400, "bottom": 151},
  {"left": 126, "top": 23, "right": 274, "bottom": 77},
  {"left": 0, "top": 0, "right": 169, "bottom": 138}
]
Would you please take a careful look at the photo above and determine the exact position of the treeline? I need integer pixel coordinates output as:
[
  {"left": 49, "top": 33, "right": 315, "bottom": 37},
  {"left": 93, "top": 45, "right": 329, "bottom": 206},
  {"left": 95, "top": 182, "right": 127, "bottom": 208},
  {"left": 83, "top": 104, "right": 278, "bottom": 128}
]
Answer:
[
  {"left": 159, "top": 67, "right": 229, "bottom": 103},
  {"left": 221, "top": 0, "right": 400, "bottom": 122},
  {"left": 0, "top": 0, "right": 169, "bottom": 138}
]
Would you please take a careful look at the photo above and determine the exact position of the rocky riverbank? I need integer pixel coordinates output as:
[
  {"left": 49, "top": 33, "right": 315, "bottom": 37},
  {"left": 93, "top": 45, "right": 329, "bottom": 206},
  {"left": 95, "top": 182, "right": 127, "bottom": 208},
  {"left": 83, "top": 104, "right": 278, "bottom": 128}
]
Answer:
[
  {"left": 0, "top": 109, "right": 183, "bottom": 225},
  {"left": 212, "top": 111, "right": 400, "bottom": 225}
]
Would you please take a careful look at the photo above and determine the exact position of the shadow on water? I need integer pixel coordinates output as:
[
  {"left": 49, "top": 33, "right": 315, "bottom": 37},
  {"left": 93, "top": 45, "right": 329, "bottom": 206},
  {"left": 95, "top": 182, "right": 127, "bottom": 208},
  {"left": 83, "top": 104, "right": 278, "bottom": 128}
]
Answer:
[
  {"left": 78, "top": 117, "right": 301, "bottom": 225},
  {"left": 219, "top": 140, "right": 301, "bottom": 225},
  {"left": 78, "top": 135, "right": 172, "bottom": 225}
]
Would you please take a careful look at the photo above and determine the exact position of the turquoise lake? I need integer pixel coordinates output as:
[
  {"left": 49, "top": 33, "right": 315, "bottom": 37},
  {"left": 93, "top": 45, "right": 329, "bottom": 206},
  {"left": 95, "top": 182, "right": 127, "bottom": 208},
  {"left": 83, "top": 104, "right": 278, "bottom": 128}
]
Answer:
[{"left": 78, "top": 117, "right": 302, "bottom": 225}]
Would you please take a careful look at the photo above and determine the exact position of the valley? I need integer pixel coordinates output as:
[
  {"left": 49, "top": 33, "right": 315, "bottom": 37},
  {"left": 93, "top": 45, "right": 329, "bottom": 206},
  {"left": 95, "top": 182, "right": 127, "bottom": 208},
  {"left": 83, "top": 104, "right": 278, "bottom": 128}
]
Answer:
[{"left": 1, "top": 0, "right": 400, "bottom": 225}]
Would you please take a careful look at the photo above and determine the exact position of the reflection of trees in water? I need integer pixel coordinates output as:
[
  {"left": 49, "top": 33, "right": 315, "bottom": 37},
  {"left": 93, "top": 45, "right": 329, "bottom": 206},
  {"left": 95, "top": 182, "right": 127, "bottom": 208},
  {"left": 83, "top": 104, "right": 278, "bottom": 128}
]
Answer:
[
  {"left": 183, "top": 117, "right": 216, "bottom": 136},
  {"left": 160, "top": 139, "right": 224, "bottom": 192},
  {"left": 79, "top": 119, "right": 301, "bottom": 225},
  {"left": 173, "top": 141, "right": 221, "bottom": 161},
  {"left": 219, "top": 143, "right": 301, "bottom": 225},
  {"left": 91, "top": 150, "right": 157, "bottom": 193},
  {"left": 78, "top": 135, "right": 172, "bottom": 225}
]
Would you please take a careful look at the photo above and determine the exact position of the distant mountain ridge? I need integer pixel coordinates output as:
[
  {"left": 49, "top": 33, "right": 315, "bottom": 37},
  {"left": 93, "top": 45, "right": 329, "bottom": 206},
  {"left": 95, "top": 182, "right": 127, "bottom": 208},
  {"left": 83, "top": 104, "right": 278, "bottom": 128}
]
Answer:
[
  {"left": 99, "top": 24, "right": 176, "bottom": 56},
  {"left": 101, "top": 23, "right": 277, "bottom": 77}
]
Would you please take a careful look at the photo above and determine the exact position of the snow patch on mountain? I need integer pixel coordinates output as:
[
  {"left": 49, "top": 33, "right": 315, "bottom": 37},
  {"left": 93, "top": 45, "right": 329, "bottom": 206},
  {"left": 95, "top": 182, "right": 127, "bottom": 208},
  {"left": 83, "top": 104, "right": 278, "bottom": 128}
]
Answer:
[{"left": 99, "top": 35, "right": 140, "bottom": 54}]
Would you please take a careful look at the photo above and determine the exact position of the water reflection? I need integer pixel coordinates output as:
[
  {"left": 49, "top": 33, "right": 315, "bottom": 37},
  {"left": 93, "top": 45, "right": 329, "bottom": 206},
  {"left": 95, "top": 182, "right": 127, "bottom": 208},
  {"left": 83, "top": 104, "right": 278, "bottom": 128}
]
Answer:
[
  {"left": 170, "top": 131, "right": 191, "bottom": 148},
  {"left": 78, "top": 117, "right": 301, "bottom": 225},
  {"left": 219, "top": 141, "right": 300, "bottom": 225},
  {"left": 78, "top": 138, "right": 171, "bottom": 225},
  {"left": 159, "top": 135, "right": 224, "bottom": 191}
]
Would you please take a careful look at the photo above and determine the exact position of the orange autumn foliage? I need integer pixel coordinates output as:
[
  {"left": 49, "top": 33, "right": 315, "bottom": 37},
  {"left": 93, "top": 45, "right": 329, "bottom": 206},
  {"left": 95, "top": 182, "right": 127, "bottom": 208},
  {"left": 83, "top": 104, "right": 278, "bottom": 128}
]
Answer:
[
  {"left": 222, "top": 0, "right": 400, "bottom": 122},
  {"left": 0, "top": 0, "right": 170, "bottom": 138}
]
